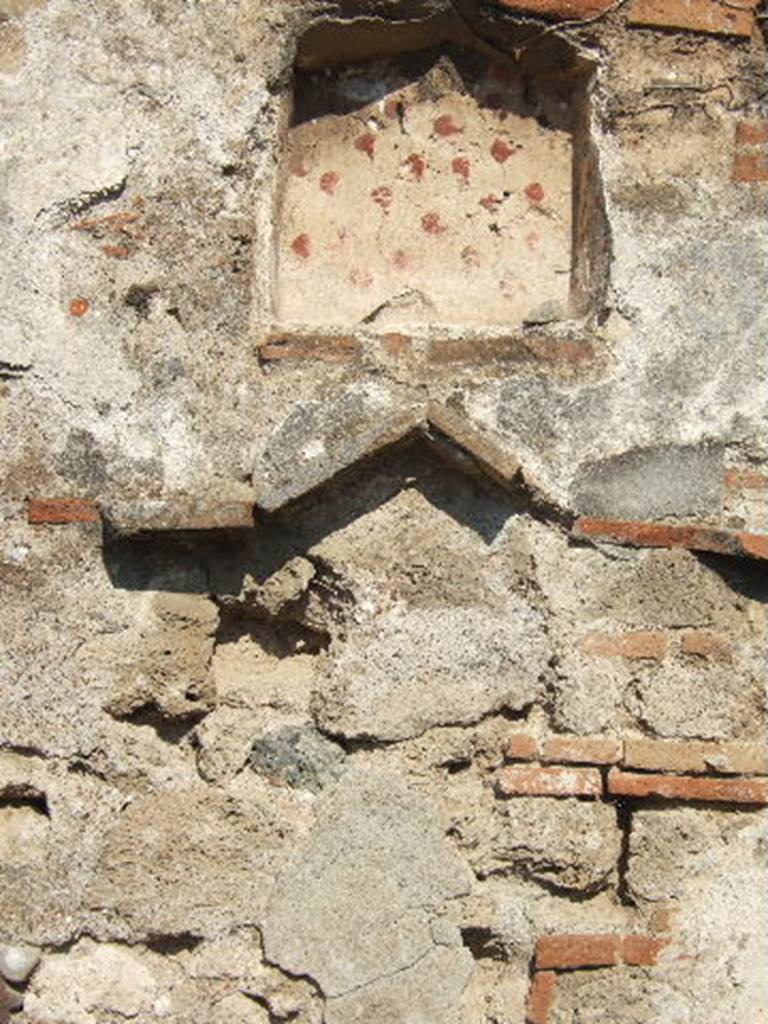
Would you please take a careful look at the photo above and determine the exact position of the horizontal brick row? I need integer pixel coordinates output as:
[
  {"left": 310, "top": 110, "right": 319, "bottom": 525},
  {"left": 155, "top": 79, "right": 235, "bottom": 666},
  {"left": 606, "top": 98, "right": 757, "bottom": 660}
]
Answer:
[
  {"left": 503, "top": 734, "right": 767, "bottom": 776},
  {"left": 496, "top": 765, "right": 603, "bottom": 798},
  {"left": 607, "top": 768, "right": 768, "bottom": 805},
  {"left": 574, "top": 516, "right": 768, "bottom": 561},
  {"left": 535, "top": 933, "right": 667, "bottom": 970}
]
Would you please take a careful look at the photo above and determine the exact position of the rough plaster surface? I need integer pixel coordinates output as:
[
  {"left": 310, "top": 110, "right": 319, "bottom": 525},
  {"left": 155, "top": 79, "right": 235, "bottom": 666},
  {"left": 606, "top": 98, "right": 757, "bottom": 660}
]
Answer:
[{"left": 2, "top": 1, "right": 768, "bottom": 1022}]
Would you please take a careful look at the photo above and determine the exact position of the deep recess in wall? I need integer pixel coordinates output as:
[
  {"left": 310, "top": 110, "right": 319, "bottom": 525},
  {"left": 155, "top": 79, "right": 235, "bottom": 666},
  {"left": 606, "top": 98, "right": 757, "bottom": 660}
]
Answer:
[{"left": 266, "top": 22, "right": 607, "bottom": 336}]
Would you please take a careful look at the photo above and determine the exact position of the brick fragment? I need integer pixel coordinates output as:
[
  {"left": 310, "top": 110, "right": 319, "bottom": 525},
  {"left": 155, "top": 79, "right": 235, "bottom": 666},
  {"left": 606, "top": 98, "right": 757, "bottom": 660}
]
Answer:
[
  {"left": 502, "top": 733, "right": 539, "bottom": 762},
  {"left": 607, "top": 767, "right": 768, "bottom": 805},
  {"left": 724, "top": 467, "right": 768, "bottom": 489},
  {"left": 380, "top": 333, "right": 412, "bottom": 359},
  {"left": 535, "top": 934, "right": 620, "bottom": 970},
  {"left": 427, "top": 336, "right": 593, "bottom": 368},
  {"left": 27, "top": 498, "right": 100, "bottom": 525},
  {"left": 734, "top": 122, "right": 768, "bottom": 147},
  {"left": 581, "top": 630, "right": 667, "bottom": 660},
  {"left": 623, "top": 738, "right": 767, "bottom": 776},
  {"left": 627, "top": 0, "right": 755, "bottom": 37},
  {"left": 680, "top": 630, "right": 729, "bottom": 659},
  {"left": 573, "top": 516, "right": 768, "bottom": 562},
  {"left": 258, "top": 333, "right": 362, "bottom": 364},
  {"left": 620, "top": 934, "right": 668, "bottom": 966},
  {"left": 732, "top": 152, "right": 768, "bottom": 183},
  {"left": 499, "top": 0, "right": 613, "bottom": 17},
  {"left": 542, "top": 735, "right": 622, "bottom": 766},
  {"left": 525, "top": 970, "right": 557, "bottom": 1024},
  {"left": 497, "top": 766, "right": 603, "bottom": 798}
]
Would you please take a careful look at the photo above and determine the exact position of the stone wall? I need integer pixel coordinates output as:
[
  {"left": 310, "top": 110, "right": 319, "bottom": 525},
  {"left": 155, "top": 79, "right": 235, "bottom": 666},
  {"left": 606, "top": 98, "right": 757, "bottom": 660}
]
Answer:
[{"left": 1, "top": 1, "right": 767, "bottom": 1022}]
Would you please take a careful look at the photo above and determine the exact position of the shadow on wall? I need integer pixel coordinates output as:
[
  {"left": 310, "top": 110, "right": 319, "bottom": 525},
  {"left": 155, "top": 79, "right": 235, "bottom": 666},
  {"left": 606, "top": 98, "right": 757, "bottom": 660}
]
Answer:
[{"left": 101, "top": 435, "right": 529, "bottom": 596}]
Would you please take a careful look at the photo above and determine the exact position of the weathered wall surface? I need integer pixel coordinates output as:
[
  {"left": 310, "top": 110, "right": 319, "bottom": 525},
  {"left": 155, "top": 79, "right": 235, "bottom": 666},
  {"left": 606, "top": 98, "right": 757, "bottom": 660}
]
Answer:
[{"left": 1, "top": 0, "right": 767, "bottom": 1022}]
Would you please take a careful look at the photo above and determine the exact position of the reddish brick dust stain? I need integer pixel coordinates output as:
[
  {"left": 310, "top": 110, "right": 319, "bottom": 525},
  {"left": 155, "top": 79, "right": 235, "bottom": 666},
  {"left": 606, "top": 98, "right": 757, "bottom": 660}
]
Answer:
[
  {"left": 433, "top": 114, "right": 462, "bottom": 137},
  {"left": 291, "top": 233, "right": 311, "bottom": 259},
  {"left": 393, "top": 249, "right": 412, "bottom": 270},
  {"left": 525, "top": 182, "right": 545, "bottom": 202},
  {"left": 384, "top": 97, "right": 404, "bottom": 119},
  {"left": 371, "top": 185, "right": 393, "bottom": 213},
  {"left": 288, "top": 157, "right": 309, "bottom": 177},
  {"left": 405, "top": 154, "right": 426, "bottom": 181},
  {"left": 525, "top": 230, "right": 540, "bottom": 251},
  {"left": 421, "top": 212, "right": 446, "bottom": 235},
  {"left": 491, "top": 138, "right": 514, "bottom": 164},
  {"left": 354, "top": 133, "right": 376, "bottom": 159},
  {"left": 320, "top": 171, "right": 340, "bottom": 195},
  {"left": 69, "top": 297, "right": 90, "bottom": 317},
  {"left": 461, "top": 246, "right": 480, "bottom": 268},
  {"left": 480, "top": 194, "right": 501, "bottom": 212},
  {"left": 451, "top": 156, "right": 470, "bottom": 183}
]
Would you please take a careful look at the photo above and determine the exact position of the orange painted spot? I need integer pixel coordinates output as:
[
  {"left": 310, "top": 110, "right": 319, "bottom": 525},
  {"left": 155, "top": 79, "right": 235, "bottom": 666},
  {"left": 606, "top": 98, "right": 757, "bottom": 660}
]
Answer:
[
  {"left": 405, "top": 153, "right": 426, "bottom": 181},
  {"left": 451, "top": 156, "right": 470, "bottom": 183},
  {"left": 291, "top": 233, "right": 311, "bottom": 259},
  {"left": 491, "top": 138, "right": 514, "bottom": 163},
  {"left": 421, "top": 212, "right": 446, "bottom": 235},
  {"left": 320, "top": 171, "right": 340, "bottom": 195},
  {"left": 371, "top": 185, "right": 393, "bottom": 213},
  {"left": 525, "top": 182, "right": 545, "bottom": 202},
  {"left": 354, "top": 132, "right": 376, "bottom": 159},
  {"left": 433, "top": 114, "right": 462, "bottom": 137},
  {"left": 102, "top": 244, "right": 130, "bottom": 259},
  {"left": 69, "top": 297, "right": 90, "bottom": 317}
]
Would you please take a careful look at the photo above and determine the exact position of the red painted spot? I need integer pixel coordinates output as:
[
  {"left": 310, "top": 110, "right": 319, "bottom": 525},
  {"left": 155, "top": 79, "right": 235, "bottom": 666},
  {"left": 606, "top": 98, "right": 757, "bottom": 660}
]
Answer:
[
  {"left": 525, "top": 230, "right": 540, "bottom": 251},
  {"left": 421, "top": 212, "right": 446, "bottom": 235},
  {"left": 433, "top": 114, "right": 462, "bottom": 137},
  {"left": 525, "top": 182, "right": 545, "bottom": 203},
  {"left": 393, "top": 249, "right": 411, "bottom": 270},
  {"left": 491, "top": 138, "right": 514, "bottom": 163},
  {"left": 451, "top": 156, "right": 470, "bottom": 183},
  {"left": 320, "top": 171, "right": 340, "bottom": 195},
  {"left": 405, "top": 153, "right": 426, "bottom": 181},
  {"left": 69, "top": 297, "right": 90, "bottom": 317},
  {"left": 480, "top": 194, "right": 501, "bottom": 212},
  {"left": 349, "top": 269, "right": 373, "bottom": 288},
  {"left": 291, "top": 233, "right": 311, "bottom": 259},
  {"left": 371, "top": 185, "right": 393, "bottom": 213},
  {"left": 288, "top": 156, "right": 309, "bottom": 177},
  {"left": 461, "top": 246, "right": 480, "bottom": 268},
  {"left": 354, "top": 132, "right": 376, "bottom": 159}
]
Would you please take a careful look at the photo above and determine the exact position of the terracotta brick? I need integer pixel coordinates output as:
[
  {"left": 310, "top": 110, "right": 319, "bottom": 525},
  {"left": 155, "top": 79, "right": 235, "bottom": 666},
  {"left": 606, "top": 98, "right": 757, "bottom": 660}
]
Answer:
[
  {"left": 581, "top": 630, "right": 668, "bottom": 660},
  {"left": 627, "top": 0, "right": 755, "bottom": 37},
  {"left": 502, "top": 733, "right": 539, "bottom": 761},
  {"left": 607, "top": 767, "right": 768, "bottom": 805},
  {"left": 542, "top": 735, "right": 622, "bottom": 766},
  {"left": 258, "top": 333, "right": 362, "bottom": 364},
  {"left": 724, "top": 467, "right": 768, "bottom": 489},
  {"left": 732, "top": 152, "right": 768, "bottom": 183},
  {"left": 27, "top": 498, "right": 100, "bottom": 525},
  {"left": 734, "top": 122, "right": 768, "bottom": 147},
  {"left": 573, "top": 517, "right": 768, "bottom": 562},
  {"left": 380, "top": 333, "right": 412, "bottom": 359},
  {"left": 623, "top": 738, "right": 768, "bottom": 776},
  {"left": 499, "top": 0, "right": 613, "bottom": 16},
  {"left": 525, "top": 970, "right": 557, "bottom": 1024},
  {"left": 497, "top": 766, "right": 603, "bottom": 798},
  {"left": 535, "top": 934, "right": 620, "bottom": 970},
  {"left": 680, "top": 630, "right": 730, "bottom": 659},
  {"left": 620, "top": 934, "right": 668, "bottom": 966}
]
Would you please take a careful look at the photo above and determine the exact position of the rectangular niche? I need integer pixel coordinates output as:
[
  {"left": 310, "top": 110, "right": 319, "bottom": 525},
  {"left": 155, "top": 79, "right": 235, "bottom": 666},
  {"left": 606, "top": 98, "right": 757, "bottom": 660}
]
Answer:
[{"left": 262, "top": 38, "right": 606, "bottom": 340}]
